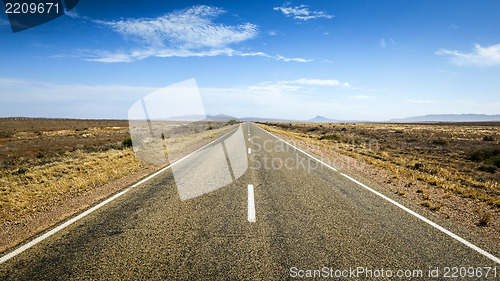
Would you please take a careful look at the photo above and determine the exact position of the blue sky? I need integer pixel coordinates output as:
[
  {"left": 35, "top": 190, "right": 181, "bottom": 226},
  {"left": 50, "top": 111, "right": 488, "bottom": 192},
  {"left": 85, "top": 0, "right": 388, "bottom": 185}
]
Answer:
[{"left": 0, "top": 0, "right": 499, "bottom": 121}]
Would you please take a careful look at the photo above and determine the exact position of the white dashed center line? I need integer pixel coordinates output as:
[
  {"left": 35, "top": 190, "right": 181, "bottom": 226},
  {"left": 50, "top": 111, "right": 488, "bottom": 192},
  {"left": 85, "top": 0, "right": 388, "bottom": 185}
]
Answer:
[{"left": 248, "top": 184, "right": 256, "bottom": 222}]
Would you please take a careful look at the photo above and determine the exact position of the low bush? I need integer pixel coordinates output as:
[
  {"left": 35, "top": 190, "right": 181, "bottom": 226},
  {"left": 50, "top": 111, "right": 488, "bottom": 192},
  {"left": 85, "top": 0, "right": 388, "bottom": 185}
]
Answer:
[
  {"left": 482, "top": 135, "right": 494, "bottom": 141},
  {"left": 318, "top": 134, "right": 341, "bottom": 141},
  {"left": 432, "top": 138, "right": 448, "bottom": 145},
  {"left": 485, "top": 154, "right": 500, "bottom": 168},
  {"left": 122, "top": 138, "right": 133, "bottom": 148},
  {"left": 478, "top": 165, "right": 497, "bottom": 173},
  {"left": 478, "top": 212, "right": 492, "bottom": 226},
  {"left": 468, "top": 146, "right": 500, "bottom": 162}
]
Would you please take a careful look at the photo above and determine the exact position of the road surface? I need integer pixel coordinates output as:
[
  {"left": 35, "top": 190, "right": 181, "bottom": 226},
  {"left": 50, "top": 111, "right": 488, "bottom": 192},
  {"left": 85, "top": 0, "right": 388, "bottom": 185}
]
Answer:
[{"left": 1, "top": 122, "right": 499, "bottom": 280}]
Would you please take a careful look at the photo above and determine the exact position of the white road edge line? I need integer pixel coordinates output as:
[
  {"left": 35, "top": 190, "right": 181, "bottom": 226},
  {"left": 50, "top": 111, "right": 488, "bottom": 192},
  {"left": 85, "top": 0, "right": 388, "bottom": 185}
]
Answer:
[
  {"left": 340, "top": 173, "right": 500, "bottom": 264},
  {"left": 254, "top": 123, "right": 500, "bottom": 264},
  {"left": 248, "top": 184, "right": 256, "bottom": 222},
  {"left": 0, "top": 126, "right": 239, "bottom": 265}
]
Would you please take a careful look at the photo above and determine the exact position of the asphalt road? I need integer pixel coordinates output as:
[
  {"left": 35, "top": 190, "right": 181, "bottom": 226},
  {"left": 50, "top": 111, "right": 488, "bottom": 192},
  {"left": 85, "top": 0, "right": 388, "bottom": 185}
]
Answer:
[{"left": 1, "top": 122, "right": 499, "bottom": 280}]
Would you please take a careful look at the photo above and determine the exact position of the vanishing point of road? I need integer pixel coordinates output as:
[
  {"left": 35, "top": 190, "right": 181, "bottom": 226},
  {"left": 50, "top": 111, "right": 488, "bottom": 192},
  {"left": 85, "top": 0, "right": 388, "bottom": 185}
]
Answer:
[{"left": 1, "top": 122, "right": 499, "bottom": 280}]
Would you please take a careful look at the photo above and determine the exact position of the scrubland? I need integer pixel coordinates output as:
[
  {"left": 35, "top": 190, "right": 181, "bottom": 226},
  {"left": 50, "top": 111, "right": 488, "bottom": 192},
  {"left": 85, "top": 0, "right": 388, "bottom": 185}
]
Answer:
[
  {"left": 0, "top": 119, "right": 147, "bottom": 224},
  {"left": 0, "top": 118, "right": 235, "bottom": 224},
  {"left": 260, "top": 121, "right": 499, "bottom": 237}
]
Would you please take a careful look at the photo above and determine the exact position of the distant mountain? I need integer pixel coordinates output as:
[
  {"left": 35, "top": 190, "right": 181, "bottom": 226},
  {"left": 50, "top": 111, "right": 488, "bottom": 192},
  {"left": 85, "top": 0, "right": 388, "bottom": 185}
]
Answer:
[
  {"left": 155, "top": 114, "right": 206, "bottom": 121},
  {"left": 161, "top": 113, "right": 500, "bottom": 123},
  {"left": 389, "top": 114, "right": 500, "bottom": 123},
  {"left": 149, "top": 114, "right": 238, "bottom": 122},
  {"left": 206, "top": 114, "right": 238, "bottom": 122},
  {"left": 305, "top": 115, "right": 339, "bottom": 123},
  {"left": 239, "top": 115, "right": 368, "bottom": 123},
  {"left": 239, "top": 117, "right": 297, "bottom": 122}
]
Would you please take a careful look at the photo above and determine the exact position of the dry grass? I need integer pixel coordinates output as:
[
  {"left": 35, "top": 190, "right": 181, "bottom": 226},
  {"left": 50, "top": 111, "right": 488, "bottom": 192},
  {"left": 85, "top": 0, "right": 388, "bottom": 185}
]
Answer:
[
  {"left": 0, "top": 118, "right": 238, "bottom": 224},
  {"left": 0, "top": 148, "right": 149, "bottom": 223},
  {"left": 257, "top": 121, "right": 500, "bottom": 237},
  {"left": 260, "top": 122, "right": 500, "bottom": 208}
]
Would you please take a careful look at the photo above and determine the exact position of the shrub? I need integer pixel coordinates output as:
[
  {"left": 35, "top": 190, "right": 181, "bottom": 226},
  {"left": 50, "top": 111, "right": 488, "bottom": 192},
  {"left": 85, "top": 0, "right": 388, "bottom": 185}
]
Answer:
[
  {"left": 478, "top": 165, "right": 497, "bottom": 173},
  {"left": 420, "top": 201, "right": 431, "bottom": 208},
  {"left": 468, "top": 146, "right": 500, "bottom": 162},
  {"left": 122, "top": 138, "right": 133, "bottom": 148},
  {"left": 0, "top": 131, "right": 11, "bottom": 138},
  {"left": 428, "top": 179, "right": 438, "bottom": 186},
  {"left": 420, "top": 201, "right": 441, "bottom": 211},
  {"left": 485, "top": 154, "right": 500, "bottom": 168},
  {"left": 483, "top": 135, "right": 494, "bottom": 141},
  {"left": 413, "top": 163, "right": 424, "bottom": 170},
  {"left": 432, "top": 138, "right": 448, "bottom": 145},
  {"left": 318, "top": 134, "right": 341, "bottom": 141},
  {"left": 429, "top": 204, "right": 442, "bottom": 211},
  {"left": 13, "top": 167, "right": 28, "bottom": 175},
  {"left": 478, "top": 212, "right": 492, "bottom": 226}
]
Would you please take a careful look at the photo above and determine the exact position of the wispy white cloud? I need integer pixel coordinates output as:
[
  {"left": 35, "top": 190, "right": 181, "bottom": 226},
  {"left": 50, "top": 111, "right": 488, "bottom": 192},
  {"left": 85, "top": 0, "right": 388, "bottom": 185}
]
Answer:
[
  {"left": 0, "top": 77, "right": 156, "bottom": 101},
  {"left": 281, "top": 78, "right": 341, "bottom": 86},
  {"left": 64, "top": 10, "right": 85, "bottom": 19},
  {"left": 83, "top": 47, "right": 312, "bottom": 63},
  {"left": 224, "top": 78, "right": 351, "bottom": 97},
  {"left": 436, "top": 43, "right": 500, "bottom": 67},
  {"left": 76, "top": 5, "right": 312, "bottom": 63},
  {"left": 0, "top": 77, "right": 157, "bottom": 118},
  {"left": 274, "top": 3, "right": 334, "bottom": 21},
  {"left": 448, "top": 24, "right": 459, "bottom": 29},
  {"left": 102, "top": 6, "right": 256, "bottom": 48},
  {"left": 2, "top": 77, "right": 496, "bottom": 121},
  {"left": 200, "top": 80, "right": 350, "bottom": 119},
  {"left": 0, "top": 77, "right": 356, "bottom": 120},
  {"left": 380, "top": 38, "right": 396, "bottom": 48}
]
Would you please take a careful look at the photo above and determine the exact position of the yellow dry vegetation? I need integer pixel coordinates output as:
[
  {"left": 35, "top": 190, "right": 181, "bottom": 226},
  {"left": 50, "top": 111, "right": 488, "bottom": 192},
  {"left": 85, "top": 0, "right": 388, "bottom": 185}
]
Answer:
[
  {"left": 0, "top": 148, "right": 151, "bottom": 223},
  {"left": 0, "top": 121, "right": 239, "bottom": 224},
  {"left": 261, "top": 123, "right": 499, "bottom": 208}
]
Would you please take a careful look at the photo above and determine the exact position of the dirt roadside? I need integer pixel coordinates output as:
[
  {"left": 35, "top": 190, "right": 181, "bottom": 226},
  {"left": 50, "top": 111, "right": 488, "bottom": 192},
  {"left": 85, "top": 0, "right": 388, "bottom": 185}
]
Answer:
[{"left": 0, "top": 164, "right": 163, "bottom": 253}]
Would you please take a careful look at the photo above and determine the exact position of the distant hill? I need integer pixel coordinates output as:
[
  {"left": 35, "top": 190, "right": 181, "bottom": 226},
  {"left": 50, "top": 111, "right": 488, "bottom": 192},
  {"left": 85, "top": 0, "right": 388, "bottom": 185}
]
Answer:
[
  {"left": 153, "top": 114, "right": 238, "bottom": 122},
  {"left": 239, "top": 117, "right": 297, "bottom": 122},
  {"left": 159, "top": 113, "right": 500, "bottom": 123},
  {"left": 389, "top": 114, "right": 500, "bottom": 123},
  {"left": 305, "top": 115, "right": 339, "bottom": 123},
  {"left": 206, "top": 114, "right": 238, "bottom": 122}
]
